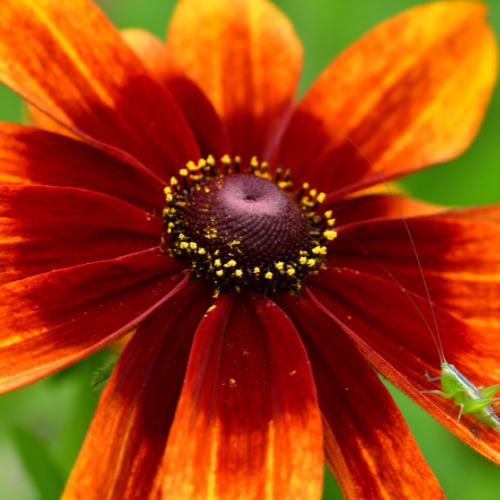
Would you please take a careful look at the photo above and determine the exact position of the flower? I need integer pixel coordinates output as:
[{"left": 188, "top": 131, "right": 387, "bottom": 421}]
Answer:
[{"left": 0, "top": 0, "right": 498, "bottom": 498}]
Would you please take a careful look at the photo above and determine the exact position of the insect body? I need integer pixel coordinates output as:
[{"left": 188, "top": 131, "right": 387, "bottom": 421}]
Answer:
[
  {"left": 332, "top": 125, "right": 500, "bottom": 439},
  {"left": 423, "top": 363, "right": 500, "bottom": 439}
]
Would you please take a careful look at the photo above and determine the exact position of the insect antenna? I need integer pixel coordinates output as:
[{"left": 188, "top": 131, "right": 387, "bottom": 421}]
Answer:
[
  {"left": 361, "top": 247, "right": 445, "bottom": 365},
  {"left": 329, "top": 124, "right": 446, "bottom": 365}
]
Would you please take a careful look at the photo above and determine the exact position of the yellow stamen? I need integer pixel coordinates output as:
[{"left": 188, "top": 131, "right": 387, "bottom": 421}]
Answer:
[
  {"left": 265, "top": 272, "right": 273, "bottom": 279},
  {"left": 323, "top": 230, "right": 337, "bottom": 241}
]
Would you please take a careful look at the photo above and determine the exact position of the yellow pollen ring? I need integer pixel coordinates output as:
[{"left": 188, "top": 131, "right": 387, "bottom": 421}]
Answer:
[
  {"left": 234, "top": 269, "right": 243, "bottom": 277},
  {"left": 216, "top": 270, "right": 224, "bottom": 276},
  {"left": 254, "top": 267, "right": 261, "bottom": 274},
  {"left": 265, "top": 272, "right": 273, "bottom": 279}
]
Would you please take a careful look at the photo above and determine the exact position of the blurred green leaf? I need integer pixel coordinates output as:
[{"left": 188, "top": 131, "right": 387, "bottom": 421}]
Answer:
[
  {"left": 90, "top": 354, "right": 119, "bottom": 392},
  {"left": 12, "top": 427, "right": 64, "bottom": 500}
]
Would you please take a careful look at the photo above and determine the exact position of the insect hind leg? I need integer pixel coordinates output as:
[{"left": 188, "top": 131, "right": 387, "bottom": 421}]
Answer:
[{"left": 470, "top": 402, "right": 500, "bottom": 440}]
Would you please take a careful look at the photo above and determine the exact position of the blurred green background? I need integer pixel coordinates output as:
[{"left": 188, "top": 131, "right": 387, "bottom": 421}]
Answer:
[{"left": 0, "top": 0, "right": 499, "bottom": 498}]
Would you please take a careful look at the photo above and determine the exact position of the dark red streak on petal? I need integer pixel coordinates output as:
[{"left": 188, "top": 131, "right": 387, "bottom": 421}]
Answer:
[
  {"left": 0, "top": 185, "right": 164, "bottom": 285},
  {"left": 330, "top": 216, "right": 500, "bottom": 335},
  {"left": 322, "top": 193, "right": 444, "bottom": 227},
  {"left": 0, "top": 123, "right": 166, "bottom": 211},
  {"left": 306, "top": 268, "right": 500, "bottom": 464},
  {"left": 63, "top": 281, "right": 212, "bottom": 500},
  {"left": 162, "top": 292, "right": 323, "bottom": 499},
  {"left": 0, "top": 248, "right": 187, "bottom": 393},
  {"left": 275, "top": 293, "right": 445, "bottom": 500}
]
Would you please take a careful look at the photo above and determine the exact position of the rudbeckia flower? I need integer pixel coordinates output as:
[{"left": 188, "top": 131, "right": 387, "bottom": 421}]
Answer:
[{"left": 0, "top": 0, "right": 498, "bottom": 498}]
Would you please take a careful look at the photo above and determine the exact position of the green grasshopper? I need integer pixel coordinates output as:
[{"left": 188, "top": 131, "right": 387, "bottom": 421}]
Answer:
[
  {"left": 423, "top": 363, "right": 500, "bottom": 439},
  {"left": 333, "top": 125, "right": 500, "bottom": 439}
]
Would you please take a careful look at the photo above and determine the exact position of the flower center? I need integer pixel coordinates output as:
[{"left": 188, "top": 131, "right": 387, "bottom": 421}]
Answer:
[{"left": 162, "top": 156, "right": 337, "bottom": 295}]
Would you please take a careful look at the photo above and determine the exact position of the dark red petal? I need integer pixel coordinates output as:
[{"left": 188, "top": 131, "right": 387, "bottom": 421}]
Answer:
[
  {"left": 0, "top": 248, "right": 187, "bottom": 393},
  {"left": 0, "top": 123, "right": 165, "bottom": 211},
  {"left": 324, "top": 193, "right": 444, "bottom": 227},
  {"left": 122, "top": 29, "right": 230, "bottom": 159},
  {"left": 162, "top": 292, "right": 323, "bottom": 499},
  {"left": 62, "top": 281, "right": 212, "bottom": 500},
  {"left": 0, "top": 0, "right": 200, "bottom": 180},
  {"left": 167, "top": 0, "right": 303, "bottom": 163},
  {"left": 274, "top": 293, "right": 445, "bottom": 500},
  {"left": 280, "top": 2, "right": 497, "bottom": 198},
  {"left": 331, "top": 215, "right": 500, "bottom": 337},
  {"left": 306, "top": 268, "right": 500, "bottom": 464},
  {"left": 0, "top": 185, "right": 164, "bottom": 285}
]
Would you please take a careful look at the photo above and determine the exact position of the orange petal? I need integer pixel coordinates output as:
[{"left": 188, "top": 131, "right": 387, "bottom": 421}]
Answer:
[
  {"left": 305, "top": 269, "right": 500, "bottom": 465},
  {"left": 121, "top": 28, "right": 230, "bottom": 159},
  {"left": 280, "top": 2, "right": 497, "bottom": 198},
  {"left": 0, "top": 123, "right": 165, "bottom": 211},
  {"left": 63, "top": 282, "right": 212, "bottom": 500},
  {"left": 167, "top": 0, "right": 303, "bottom": 162},
  {"left": 26, "top": 104, "right": 77, "bottom": 139},
  {"left": 0, "top": 0, "right": 200, "bottom": 180},
  {"left": 162, "top": 293, "right": 323, "bottom": 499},
  {"left": 275, "top": 293, "right": 446, "bottom": 500},
  {"left": 0, "top": 249, "right": 186, "bottom": 393}
]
